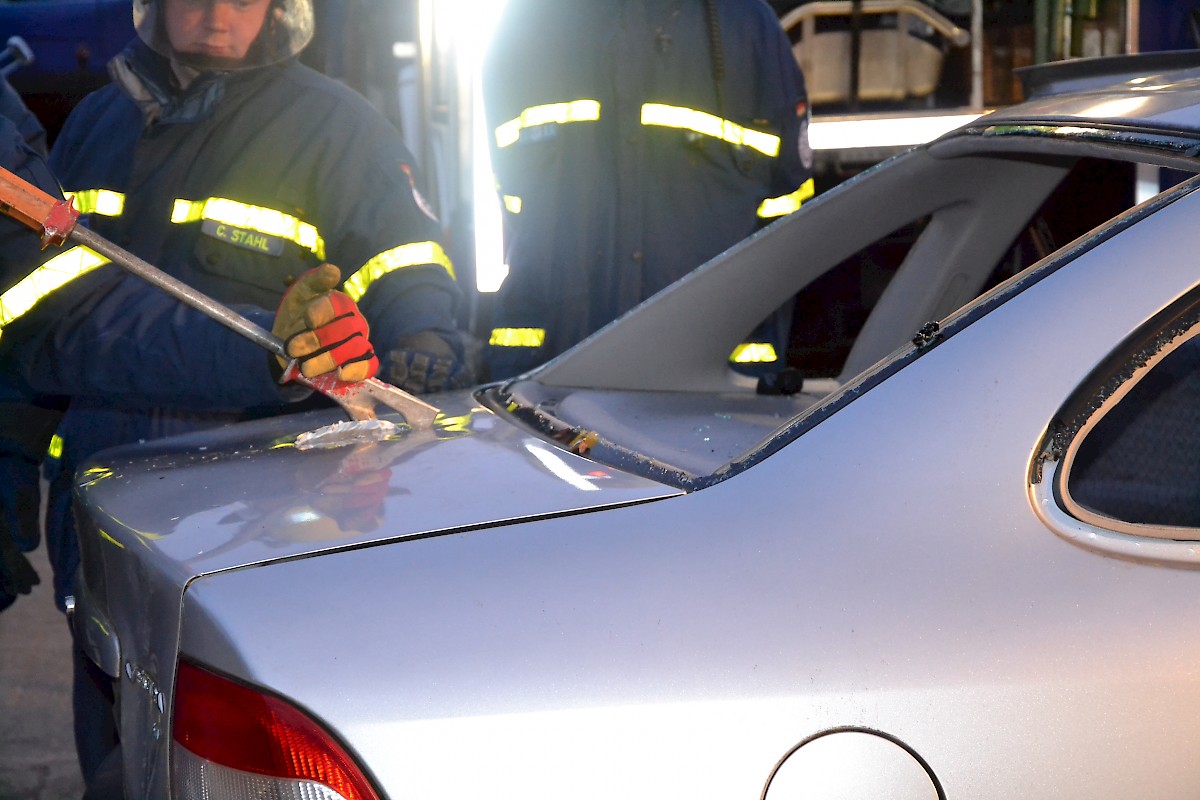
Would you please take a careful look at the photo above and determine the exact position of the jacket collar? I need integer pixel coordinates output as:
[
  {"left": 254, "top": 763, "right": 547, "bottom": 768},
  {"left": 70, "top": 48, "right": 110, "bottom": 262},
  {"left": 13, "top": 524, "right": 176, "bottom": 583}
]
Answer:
[{"left": 108, "top": 40, "right": 231, "bottom": 126}]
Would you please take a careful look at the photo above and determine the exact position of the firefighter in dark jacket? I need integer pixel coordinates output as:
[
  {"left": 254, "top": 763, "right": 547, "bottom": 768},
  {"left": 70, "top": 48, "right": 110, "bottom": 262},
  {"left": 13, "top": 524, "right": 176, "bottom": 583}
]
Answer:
[
  {"left": 0, "top": 0, "right": 474, "bottom": 790},
  {"left": 0, "top": 77, "right": 59, "bottom": 615},
  {"left": 39, "top": 0, "right": 471, "bottom": 601},
  {"left": 482, "top": 0, "right": 814, "bottom": 379}
]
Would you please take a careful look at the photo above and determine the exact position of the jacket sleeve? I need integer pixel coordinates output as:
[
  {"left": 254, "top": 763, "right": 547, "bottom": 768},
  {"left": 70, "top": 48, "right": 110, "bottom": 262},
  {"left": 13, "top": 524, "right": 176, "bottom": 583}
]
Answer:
[
  {"left": 0, "top": 90, "right": 303, "bottom": 411},
  {"left": 0, "top": 265, "right": 299, "bottom": 410},
  {"left": 755, "top": 2, "right": 813, "bottom": 196},
  {"left": 315, "top": 103, "right": 472, "bottom": 369},
  {"left": 0, "top": 110, "right": 69, "bottom": 422},
  {"left": 0, "top": 76, "right": 47, "bottom": 157},
  {"left": 0, "top": 118, "right": 60, "bottom": 300}
]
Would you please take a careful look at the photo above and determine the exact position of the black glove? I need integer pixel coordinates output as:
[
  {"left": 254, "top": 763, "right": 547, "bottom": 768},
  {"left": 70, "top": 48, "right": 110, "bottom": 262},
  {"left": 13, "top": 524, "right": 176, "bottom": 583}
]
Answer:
[
  {"left": 0, "top": 527, "right": 38, "bottom": 606},
  {"left": 383, "top": 331, "right": 474, "bottom": 395},
  {"left": 0, "top": 403, "right": 62, "bottom": 611},
  {"left": 0, "top": 454, "right": 41, "bottom": 608}
]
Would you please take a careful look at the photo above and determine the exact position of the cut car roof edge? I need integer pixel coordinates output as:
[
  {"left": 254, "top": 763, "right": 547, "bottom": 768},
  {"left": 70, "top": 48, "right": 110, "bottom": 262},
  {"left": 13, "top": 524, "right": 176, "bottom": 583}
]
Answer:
[{"left": 1016, "top": 49, "right": 1200, "bottom": 100}]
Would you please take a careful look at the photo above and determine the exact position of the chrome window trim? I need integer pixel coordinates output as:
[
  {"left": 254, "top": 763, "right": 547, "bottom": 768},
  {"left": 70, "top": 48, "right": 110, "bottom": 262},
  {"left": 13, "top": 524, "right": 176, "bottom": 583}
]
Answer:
[
  {"left": 1054, "top": 324, "right": 1200, "bottom": 541},
  {"left": 1031, "top": 460, "right": 1200, "bottom": 566}
]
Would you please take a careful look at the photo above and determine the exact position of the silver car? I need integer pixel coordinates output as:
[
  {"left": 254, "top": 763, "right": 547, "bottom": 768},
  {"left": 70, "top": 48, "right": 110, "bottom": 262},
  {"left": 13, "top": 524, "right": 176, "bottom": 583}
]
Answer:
[{"left": 74, "top": 52, "right": 1200, "bottom": 799}]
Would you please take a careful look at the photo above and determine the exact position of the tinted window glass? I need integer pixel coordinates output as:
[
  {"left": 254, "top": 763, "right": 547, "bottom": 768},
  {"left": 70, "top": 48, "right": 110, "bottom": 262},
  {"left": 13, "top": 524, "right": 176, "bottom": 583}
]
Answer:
[{"left": 1067, "top": 338, "right": 1200, "bottom": 528}]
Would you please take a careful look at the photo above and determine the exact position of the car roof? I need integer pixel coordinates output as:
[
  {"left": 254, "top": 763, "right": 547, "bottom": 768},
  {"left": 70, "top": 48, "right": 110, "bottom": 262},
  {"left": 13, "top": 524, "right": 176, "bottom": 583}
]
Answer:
[{"left": 975, "top": 51, "right": 1200, "bottom": 135}]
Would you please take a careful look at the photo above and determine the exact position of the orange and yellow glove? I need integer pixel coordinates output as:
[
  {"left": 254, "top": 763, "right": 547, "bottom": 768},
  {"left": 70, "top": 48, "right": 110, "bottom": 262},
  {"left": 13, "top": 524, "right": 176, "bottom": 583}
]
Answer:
[{"left": 272, "top": 264, "right": 379, "bottom": 383}]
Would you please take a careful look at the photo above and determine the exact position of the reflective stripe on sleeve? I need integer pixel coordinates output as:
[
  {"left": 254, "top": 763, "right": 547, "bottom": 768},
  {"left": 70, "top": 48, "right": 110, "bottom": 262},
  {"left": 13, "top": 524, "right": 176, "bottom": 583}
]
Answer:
[
  {"left": 756, "top": 178, "right": 816, "bottom": 219},
  {"left": 47, "top": 434, "right": 63, "bottom": 459},
  {"left": 63, "top": 189, "right": 125, "bottom": 217},
  {"left": 495, "top": 100, "right": 601, "bottom": 148},
  {"left": 640, "top": 103, "right": 781, "bottom": 158},
  {"left": 171, "top": 198, "right": 326, "bottom": 260},
  {"left": 489, "top": 327, "right": 546, "bottom": 348},
  {"left": 730, "top": 342, "right": 778, "bottom": 363},
  {"left": 0, "top": 246, "right": 111, "bottom": 339},
  {"left": 342, "top": 241, "right": 455, "bottom": 301}
]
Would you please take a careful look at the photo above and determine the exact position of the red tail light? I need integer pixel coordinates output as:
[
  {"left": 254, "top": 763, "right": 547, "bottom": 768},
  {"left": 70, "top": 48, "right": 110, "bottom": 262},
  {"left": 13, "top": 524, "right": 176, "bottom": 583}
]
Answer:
[{"left": 171, "top": 659, "right": 382, "bottom": 800}]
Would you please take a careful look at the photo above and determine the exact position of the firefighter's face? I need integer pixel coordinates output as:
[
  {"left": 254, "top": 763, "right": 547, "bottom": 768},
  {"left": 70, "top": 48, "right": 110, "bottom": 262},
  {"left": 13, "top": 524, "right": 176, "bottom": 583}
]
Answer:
[{"left": 163, "top": 0, "right": 272, "bottom": 62}]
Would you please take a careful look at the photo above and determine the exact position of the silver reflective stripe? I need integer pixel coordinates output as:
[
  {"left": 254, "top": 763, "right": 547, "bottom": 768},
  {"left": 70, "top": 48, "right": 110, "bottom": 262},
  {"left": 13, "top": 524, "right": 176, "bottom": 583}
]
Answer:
[
  {"left": 640, "top": 103, "right": 781, "bottom": 157},
  {"left": 171, "top": 198, "right": 326, "bottom": 260},
  {"left": 0, "top": 246, "right": 111, "bottom": 340},
  {"left": 342, "top": 241, "right": 456, "bottom": 301},
  {"left": 495, "top": 100, "right": 601, "bottom": 148}
]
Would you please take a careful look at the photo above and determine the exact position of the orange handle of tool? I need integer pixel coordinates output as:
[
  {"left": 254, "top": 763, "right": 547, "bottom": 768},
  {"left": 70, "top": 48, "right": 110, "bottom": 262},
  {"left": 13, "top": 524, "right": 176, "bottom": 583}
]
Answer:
[{"left": 0, "top": 165, "right": 79, "bottom": 246}]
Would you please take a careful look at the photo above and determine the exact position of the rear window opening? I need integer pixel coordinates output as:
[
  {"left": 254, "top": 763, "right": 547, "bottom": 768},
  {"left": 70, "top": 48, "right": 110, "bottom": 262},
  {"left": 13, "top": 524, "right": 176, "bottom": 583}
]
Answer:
[
  {"left": 488, "top": 142, "right": 1200, "bottom": 487},
  {"left": 786, "top": 157, "right": 1145, "bottom": 380}
]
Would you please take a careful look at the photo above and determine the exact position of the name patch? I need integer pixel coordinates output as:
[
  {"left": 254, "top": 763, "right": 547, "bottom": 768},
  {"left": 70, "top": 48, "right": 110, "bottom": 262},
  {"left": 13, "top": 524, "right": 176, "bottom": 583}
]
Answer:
[{"left": 202, "top": 220, "right": 284, "bottom": 256}]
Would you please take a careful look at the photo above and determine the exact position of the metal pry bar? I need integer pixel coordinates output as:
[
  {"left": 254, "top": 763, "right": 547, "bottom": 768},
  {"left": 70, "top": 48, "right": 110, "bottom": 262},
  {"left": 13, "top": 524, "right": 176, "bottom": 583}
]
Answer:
[
  {"left": 69, "top": 224, "right": 441, "bottom": 427},
  {"left": 0, "top": 166, "right": 440, "bottom": 427},
  {"left": 279, "top": 361, "right": 440, "bottom": 428}
]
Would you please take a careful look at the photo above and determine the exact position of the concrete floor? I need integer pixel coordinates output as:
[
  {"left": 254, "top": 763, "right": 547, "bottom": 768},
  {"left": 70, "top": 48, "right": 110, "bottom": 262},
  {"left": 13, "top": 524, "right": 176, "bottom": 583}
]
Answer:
[{"left": 0, "top": 542, "right": 84, "bottom": 800}]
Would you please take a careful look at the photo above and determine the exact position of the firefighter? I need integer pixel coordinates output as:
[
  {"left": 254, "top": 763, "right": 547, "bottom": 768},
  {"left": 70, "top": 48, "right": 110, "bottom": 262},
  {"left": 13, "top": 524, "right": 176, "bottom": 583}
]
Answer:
[
  {"left": 37, "top": 0, "right": 473, "bottom": 599},
  {"left": 0, "top": 75, "right": 58, "bottom": 615},
  {"left": 0, "top": 0, "right": 474, "bottom": 790},
  {"left": 482, "top": 0, "right": 814, "bottom": 379}
]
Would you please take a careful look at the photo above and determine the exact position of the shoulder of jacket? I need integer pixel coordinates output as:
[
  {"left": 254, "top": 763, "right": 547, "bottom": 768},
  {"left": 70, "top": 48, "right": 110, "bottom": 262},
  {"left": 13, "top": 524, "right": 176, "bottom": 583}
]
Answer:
[
  {"left": 72, "top": 84, "right": 129, "bottom": 118},
  {"left": 717, "top": 0, "right": 789, "bottom": 34},
  {"left": 274, "top": 62, "right": 376, "bottom": 112},
  {"left": 50, "top": 85, "right": 134, "bottom": 163},
  {"left": 270, "top": 63, "right": 402, "bottom": 153}
]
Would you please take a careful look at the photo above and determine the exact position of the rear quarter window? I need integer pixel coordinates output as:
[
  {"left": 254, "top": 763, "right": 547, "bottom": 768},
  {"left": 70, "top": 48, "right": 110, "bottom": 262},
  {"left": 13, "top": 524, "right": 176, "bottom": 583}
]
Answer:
[{"left": 1060, "top": 328, "right": 1200, "bottom": 534}]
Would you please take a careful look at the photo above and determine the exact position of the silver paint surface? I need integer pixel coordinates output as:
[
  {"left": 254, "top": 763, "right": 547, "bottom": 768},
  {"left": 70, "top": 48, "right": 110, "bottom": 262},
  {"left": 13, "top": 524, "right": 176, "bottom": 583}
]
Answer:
[
  {"left": 73, "top": 395, "right": 678, "bottom": 796},
  {"left": 78, "top": 397, "right": 678, "bottom": 577}
]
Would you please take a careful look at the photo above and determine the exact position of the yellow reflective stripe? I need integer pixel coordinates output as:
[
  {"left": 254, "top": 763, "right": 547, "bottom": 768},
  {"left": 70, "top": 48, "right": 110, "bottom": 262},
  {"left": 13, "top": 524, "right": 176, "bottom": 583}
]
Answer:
[
  {"left": 503, "top": 195, "right": 523, "bottom": 214},
  {"left": 342, "top": 241, "right": 455, "bottom": 301},
  {"left": 47, "top": 434, "right": 63, "bottom": 459},
  {"left": 730, "top": 342, "right": 778, "bottom": 363},
  {"left": 64, "top": 189, "right": 125, "bottom": 217},
  {"left": 489, "top": 327, "right": 545, "bottom": 348},
  {"left": 756, "top": 178, "right": 816, "bottom": 219},
  {"left": 98, "top": 529, "right": 125, "bottom": 549},
  {"left": 640, "top": 103, "right": 780, "bottom": 157},
  {"left": 170, "top": 198, "right": 326, "bottom": 260},
  {"left": 495, "top": 100, "right": 601, "bottom": 148},
  {"left": 0, "top": 246, "right": 111, "bottom": 339}
]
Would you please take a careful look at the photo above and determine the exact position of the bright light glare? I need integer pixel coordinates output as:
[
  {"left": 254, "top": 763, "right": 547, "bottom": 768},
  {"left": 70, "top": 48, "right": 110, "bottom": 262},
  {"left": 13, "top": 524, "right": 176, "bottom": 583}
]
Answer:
[
  {"left": 473, "top": 85, "right": 508, "bottom": 293},
  {"left": 287, "top": 509, "right": 321, "bottom": 525},
  {"left": 524, "top": 442, "right": 600, "bottom": 492},
  {"left": 1135, "top": 163, "right": 1160, "bottom": 205},
  {"left": 808, "top": 112, "right": 985, "bottom": 150},
  {"left": 1078, "top": 96, "right": 1150, "bottom": 118},
  {"left": 458, "top": 0, "right": 510, "bottom": 293}
]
